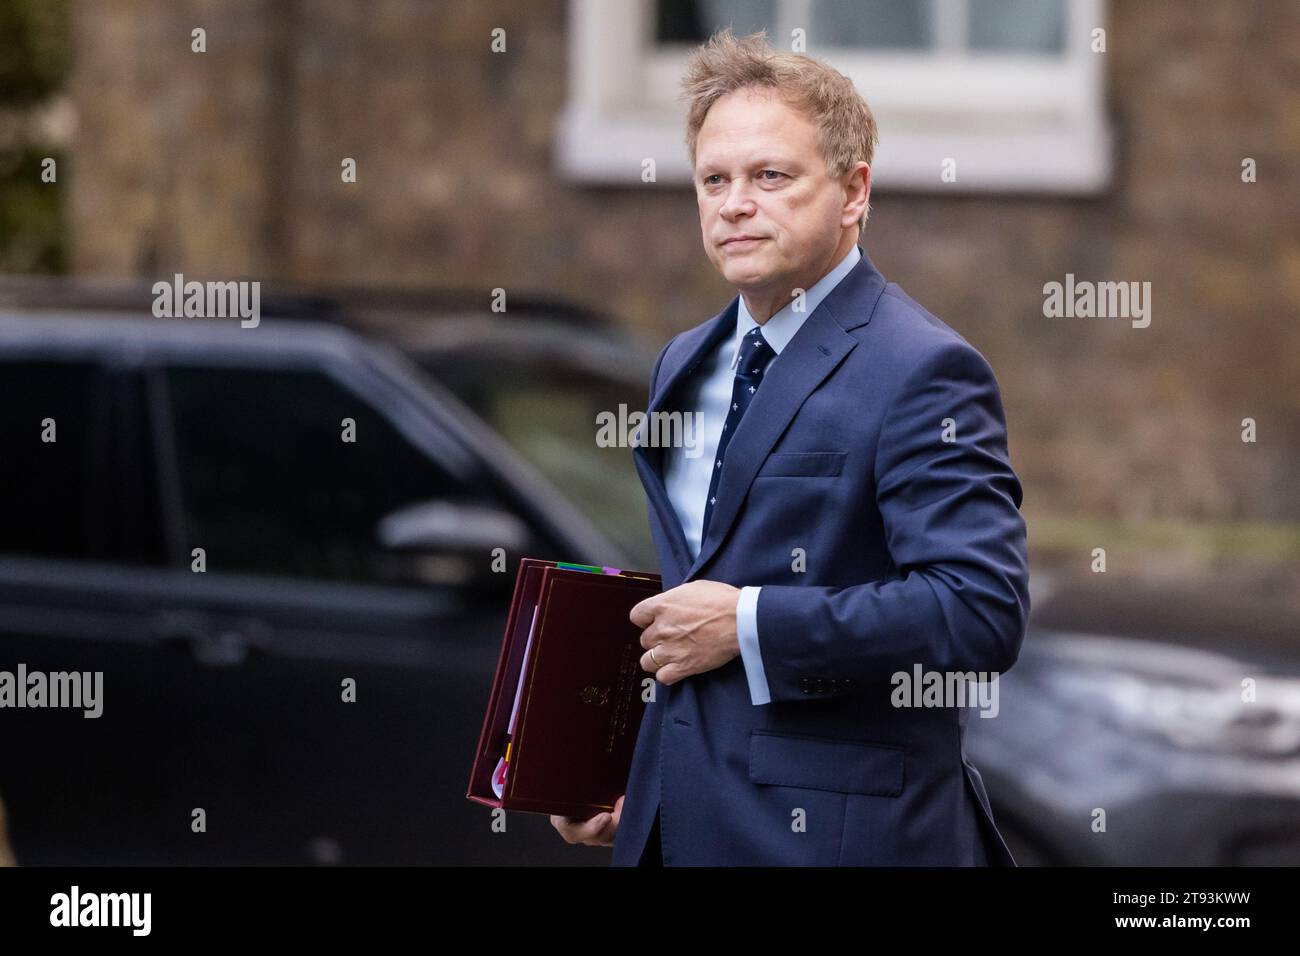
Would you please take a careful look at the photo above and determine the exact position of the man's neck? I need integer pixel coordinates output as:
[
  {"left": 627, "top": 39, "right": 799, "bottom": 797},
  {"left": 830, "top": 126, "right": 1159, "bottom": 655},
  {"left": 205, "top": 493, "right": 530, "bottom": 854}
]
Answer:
[{"left": 741, "top": 231, "right": 859, "bottom": 324}]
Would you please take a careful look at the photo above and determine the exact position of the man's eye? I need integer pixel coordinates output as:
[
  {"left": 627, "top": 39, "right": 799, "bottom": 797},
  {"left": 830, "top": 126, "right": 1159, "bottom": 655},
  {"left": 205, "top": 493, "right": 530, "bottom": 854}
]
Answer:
[
  {"left": 703, "top": 174, "right": 723, "bottom": 185},
  {"left": 759, "top": 169, "right": 785, "bottom": 181}
]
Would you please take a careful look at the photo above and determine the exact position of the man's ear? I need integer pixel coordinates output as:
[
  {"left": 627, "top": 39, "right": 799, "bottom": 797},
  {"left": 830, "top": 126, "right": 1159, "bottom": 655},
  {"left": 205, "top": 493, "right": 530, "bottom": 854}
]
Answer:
[{"left": 843, "top": 161, "right": 871, "bottom": 228}]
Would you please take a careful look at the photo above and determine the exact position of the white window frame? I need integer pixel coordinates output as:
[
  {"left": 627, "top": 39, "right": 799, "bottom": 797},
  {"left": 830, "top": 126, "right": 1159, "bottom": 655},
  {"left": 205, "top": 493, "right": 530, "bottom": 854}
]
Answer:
[{"left": 556, "top": 0, "right": 1111, "bottom": 193}]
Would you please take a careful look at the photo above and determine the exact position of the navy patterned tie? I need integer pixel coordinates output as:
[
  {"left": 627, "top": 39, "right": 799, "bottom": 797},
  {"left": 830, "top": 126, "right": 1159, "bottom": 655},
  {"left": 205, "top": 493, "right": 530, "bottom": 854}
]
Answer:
[{"left": 700, "top": 326, "right": 775, "bottom": 543}]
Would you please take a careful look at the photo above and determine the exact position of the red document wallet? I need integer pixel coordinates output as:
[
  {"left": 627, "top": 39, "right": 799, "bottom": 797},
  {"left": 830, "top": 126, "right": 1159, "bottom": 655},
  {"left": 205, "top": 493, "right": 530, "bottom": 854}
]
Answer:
[{"left": 466, "top": 558, "right": 662, "bottom": 819}]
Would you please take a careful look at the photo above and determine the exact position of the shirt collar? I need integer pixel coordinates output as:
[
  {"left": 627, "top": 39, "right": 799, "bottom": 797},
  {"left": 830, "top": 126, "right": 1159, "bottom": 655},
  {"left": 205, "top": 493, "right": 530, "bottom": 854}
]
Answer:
[{"left": 730, "top": 243, "right": 861, "bottom": 369}]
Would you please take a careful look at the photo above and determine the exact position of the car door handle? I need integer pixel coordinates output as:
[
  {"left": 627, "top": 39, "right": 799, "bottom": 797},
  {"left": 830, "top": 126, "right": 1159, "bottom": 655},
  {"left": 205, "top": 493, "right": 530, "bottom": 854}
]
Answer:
[{"left": 152, "top": 612, "right": 271, "bottom": 667}]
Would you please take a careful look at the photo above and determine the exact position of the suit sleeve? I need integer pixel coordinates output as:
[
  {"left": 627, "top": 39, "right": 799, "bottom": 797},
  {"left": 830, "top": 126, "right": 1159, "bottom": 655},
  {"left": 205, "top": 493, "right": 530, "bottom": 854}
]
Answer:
[{"left": 753, "top": 341, "right": 1030, "bottom": 703}]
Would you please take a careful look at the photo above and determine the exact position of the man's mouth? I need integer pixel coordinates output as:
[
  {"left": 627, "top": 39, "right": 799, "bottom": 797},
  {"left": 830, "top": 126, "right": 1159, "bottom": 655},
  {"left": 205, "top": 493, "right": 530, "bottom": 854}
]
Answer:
[{"left": 722, "top": 236, "right": 766, "bottom": 248}]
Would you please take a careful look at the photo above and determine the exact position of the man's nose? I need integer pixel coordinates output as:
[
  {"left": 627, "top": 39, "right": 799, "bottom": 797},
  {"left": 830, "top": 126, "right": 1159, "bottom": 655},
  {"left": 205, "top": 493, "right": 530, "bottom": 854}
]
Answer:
[{"left": 719, "top": 181, "right": 757, "bottom": 221}]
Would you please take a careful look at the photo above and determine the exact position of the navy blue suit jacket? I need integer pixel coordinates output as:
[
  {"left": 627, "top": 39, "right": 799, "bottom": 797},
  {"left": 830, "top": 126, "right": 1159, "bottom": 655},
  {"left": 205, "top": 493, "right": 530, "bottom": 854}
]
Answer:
[{"left": 611, "top": 244, "right": 1030, "bottom": 866}]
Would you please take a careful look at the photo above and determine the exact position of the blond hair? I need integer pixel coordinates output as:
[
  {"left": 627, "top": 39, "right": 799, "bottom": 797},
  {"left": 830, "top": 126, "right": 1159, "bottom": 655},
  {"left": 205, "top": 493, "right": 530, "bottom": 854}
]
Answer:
[{"left": 681, "top": 29, "right": 878, "bottom": 228}]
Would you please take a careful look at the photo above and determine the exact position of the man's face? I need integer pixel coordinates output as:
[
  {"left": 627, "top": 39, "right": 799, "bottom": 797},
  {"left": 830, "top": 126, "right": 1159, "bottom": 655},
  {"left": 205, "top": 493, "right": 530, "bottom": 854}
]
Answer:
[{"left": 694, "top": 87, "right": 855, "bottom": 296}]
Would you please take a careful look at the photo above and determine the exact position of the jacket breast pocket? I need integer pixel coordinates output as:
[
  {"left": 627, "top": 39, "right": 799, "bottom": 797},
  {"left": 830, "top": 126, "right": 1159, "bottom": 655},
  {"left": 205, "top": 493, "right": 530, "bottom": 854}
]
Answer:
[
  {"left": 748, "top": 730, "right": 904, "bottom": 796},
  {"left": 755, "top": 451, "right": 846, "bottom": 478}
]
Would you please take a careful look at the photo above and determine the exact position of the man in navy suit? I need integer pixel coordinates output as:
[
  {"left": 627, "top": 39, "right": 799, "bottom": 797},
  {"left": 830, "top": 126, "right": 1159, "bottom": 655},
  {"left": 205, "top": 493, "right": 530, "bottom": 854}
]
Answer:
[{"left": 552, "top": 30, "right": 1029, "bottom": 866}]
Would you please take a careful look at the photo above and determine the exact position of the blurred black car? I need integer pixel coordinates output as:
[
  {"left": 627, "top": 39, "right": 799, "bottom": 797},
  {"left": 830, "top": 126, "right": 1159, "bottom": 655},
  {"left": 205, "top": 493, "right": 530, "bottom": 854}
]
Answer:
[
  {"left": 967, "top": 578, "right": 1300, "bottom": 866},
  {"left": 0, "top": 296, "right": 653, "bottom": 865}
]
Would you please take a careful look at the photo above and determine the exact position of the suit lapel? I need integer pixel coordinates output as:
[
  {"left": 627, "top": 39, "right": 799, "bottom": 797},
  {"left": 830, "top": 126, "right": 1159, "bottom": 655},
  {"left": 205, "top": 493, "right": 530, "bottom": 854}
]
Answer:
[{"left": 632, "top": 300, "right": 737, "bottom": 580}]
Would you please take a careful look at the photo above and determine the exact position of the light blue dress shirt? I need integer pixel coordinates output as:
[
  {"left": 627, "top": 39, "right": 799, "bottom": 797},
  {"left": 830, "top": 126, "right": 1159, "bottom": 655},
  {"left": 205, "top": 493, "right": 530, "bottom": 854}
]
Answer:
[{"left": 662, "top": 244, "right": 861, "bottom": 705}]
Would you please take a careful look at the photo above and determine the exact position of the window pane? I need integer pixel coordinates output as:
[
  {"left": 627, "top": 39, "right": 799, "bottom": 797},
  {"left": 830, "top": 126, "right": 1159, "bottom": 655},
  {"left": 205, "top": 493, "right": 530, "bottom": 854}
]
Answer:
[
  {"left": 813, "top": 0, "right": 934, "bottom": 49},
  {"left": 0, "top": 360, "right": 100, "bottom": 559},
  {"left": 112, "top": 371, "right": 169, "bottom": 566},
  {"left": 427, "top": 355, "right": 657, "bottom": 569},
  {"left": 656, "top": 0, "right": 776, "bottom": 43},
  {"left": 165, "top": 366, "right": 490, "bottom": 583},
  {"left": 968, "top": 0, "right": 1066, "bottom": 53}
]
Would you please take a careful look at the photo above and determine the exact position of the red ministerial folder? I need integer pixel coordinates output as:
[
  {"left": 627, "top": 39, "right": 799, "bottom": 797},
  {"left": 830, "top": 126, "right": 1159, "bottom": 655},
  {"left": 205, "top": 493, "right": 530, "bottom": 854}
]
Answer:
[{"left": 466, "top": 558, "right": 662, "bottom": 819}]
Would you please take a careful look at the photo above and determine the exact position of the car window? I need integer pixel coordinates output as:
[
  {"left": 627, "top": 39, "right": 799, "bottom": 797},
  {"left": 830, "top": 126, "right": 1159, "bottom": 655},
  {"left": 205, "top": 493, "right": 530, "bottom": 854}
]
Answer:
[
  {"left": 108, "top": 369, "right": 170, "bottom": 566},
  {"left": 0, "top": 358, "right": 105, "bottom": 560},
  {"left": 425, "top": 355, "right": 657, "bottom": 569},
  {"left": 162, "top": 364, "right": 514, "bottom": 584}
]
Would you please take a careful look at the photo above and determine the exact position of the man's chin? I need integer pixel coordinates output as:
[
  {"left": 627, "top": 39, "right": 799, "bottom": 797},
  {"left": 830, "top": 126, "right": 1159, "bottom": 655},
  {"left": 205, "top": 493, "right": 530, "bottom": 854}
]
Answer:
[{"left": 720, "top": 257, "right": 775, "bottom": 287}]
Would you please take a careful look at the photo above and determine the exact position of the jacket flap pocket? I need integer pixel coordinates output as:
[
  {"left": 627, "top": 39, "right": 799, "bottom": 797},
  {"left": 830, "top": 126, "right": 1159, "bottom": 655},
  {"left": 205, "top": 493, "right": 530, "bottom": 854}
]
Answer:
[
  {"left": 748, "top": 731, "right": 903, "bottom": 796},
  {"left": 756, "top": 451, "right": 846, "bottom": 478}
]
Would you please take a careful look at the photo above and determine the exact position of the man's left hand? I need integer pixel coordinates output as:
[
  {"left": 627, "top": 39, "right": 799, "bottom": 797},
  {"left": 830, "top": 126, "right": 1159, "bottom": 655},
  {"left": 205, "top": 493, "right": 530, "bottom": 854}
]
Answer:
[{"left": 630, "top": 580, "right": 742, "bottom": 685}]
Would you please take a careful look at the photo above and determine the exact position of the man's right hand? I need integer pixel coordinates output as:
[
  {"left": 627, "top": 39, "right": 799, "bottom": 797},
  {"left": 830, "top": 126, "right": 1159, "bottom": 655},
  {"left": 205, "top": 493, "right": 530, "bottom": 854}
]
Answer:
[{"left": 550, "top": 794, "right": 623, "bottom": 847}]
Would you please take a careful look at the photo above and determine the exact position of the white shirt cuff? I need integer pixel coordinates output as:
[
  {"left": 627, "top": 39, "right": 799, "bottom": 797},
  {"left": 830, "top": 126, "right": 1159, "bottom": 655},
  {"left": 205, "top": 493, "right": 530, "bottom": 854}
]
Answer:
[{"left": 736, "top": 585, "right": 771, "bottom": 705}]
